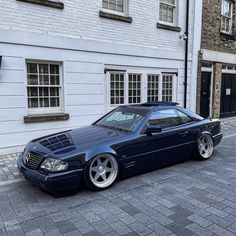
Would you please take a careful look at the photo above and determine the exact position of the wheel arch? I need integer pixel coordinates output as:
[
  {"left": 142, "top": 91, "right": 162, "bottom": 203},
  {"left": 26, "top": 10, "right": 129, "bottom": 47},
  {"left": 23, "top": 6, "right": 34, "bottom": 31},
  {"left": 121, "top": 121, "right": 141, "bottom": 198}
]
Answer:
[{"left": 85, "top": 146, "right": 119, "bottom": 163}]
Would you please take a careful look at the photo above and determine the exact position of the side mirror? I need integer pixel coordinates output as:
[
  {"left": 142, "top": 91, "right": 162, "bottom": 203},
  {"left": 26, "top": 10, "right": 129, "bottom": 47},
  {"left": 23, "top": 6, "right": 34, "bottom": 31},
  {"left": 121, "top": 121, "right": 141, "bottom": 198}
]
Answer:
[{"left": 144, "top": 125, "right": 162, "bottom": 136}]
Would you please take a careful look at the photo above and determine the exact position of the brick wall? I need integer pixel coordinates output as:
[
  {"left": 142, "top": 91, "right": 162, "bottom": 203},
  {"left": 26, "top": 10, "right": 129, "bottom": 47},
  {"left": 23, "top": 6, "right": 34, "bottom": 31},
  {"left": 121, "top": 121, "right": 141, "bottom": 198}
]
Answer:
[
  {"left": 0, "top": 0, "right": 193, "bottom": 51},
  {"left": 201, "top": 0, "right": 236, "bottom": 54}
]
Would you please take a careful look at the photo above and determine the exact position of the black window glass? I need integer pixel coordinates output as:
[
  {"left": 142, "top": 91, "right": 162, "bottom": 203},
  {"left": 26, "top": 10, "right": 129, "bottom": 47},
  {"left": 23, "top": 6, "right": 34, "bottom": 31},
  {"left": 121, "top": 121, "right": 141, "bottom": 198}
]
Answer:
[{"left": 148, "top": 109, "right": 193, "bottom": 129}]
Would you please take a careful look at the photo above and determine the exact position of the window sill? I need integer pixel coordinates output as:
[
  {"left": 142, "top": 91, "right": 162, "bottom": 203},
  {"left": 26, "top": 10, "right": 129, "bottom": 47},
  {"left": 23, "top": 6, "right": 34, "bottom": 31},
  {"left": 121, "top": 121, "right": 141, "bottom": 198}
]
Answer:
[
  {"left": 16, "top": 0, "right": 64, "bottom": 9},
  {"left": 99, "top": 11, "right": 132, "bottom": 23},
  {"left": 157, "top": 22, "right": 181, "bottom": 32},
  {"left": 24, "top": 113, "right": 69, "bottom": 123},
  {"left": 220, "top": 31, "right": 235, "bottom": 40}
]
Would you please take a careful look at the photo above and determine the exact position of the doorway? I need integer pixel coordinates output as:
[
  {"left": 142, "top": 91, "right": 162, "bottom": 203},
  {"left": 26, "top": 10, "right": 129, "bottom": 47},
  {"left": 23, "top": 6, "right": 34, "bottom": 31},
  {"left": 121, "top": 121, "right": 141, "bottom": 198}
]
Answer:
[
  {"left": 221, "top": 74, "right": 236, "bottom": 117},
  {"left": 200, "top": 72, "right": 211, "bottom": 118}
]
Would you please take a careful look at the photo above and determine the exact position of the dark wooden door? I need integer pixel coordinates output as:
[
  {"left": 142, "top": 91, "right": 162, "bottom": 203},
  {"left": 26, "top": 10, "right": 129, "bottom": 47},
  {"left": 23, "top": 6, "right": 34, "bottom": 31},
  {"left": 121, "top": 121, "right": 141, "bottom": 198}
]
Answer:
[
  {"left": 221, "top": 74, "right": 236, "bottom": 117},
  {"left": 200, "top": 72, "right": 211, "bottom": 118}
]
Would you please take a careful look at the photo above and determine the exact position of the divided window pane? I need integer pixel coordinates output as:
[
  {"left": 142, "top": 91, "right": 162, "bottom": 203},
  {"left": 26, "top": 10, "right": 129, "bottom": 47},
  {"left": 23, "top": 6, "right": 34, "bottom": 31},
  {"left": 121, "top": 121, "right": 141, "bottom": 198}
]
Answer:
[
  {"left": 103, "top": 0, "right": 125, "bottom": 13},
  {"left": 27, "top": 62, "right": 61, "bottom": 109},
  {"left": 160, "top": 0, "right": 176, "bottom": 24}
]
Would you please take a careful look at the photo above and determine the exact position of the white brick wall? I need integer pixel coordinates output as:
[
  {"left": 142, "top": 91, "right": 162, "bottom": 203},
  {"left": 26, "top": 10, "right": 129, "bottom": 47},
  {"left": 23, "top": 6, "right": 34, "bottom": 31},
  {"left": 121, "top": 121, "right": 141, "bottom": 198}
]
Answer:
[
  {"left": 0, "top": 0, "right": 193, "bottom": 51},
  {"left": 0, "top": 0, "right": 201, "bottom": 153}
]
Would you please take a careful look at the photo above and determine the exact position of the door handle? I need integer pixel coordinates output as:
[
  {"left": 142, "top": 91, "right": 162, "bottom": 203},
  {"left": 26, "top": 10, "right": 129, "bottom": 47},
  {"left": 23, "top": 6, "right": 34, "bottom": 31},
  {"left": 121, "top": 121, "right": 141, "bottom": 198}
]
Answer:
[{"left": 179, "top": 131, "right": 189, "bottom": 136}]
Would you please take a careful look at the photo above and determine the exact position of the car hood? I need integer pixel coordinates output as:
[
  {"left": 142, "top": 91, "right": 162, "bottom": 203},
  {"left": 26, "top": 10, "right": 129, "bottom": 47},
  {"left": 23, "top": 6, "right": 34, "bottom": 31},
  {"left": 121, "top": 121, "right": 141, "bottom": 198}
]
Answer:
[{"left": 27, "top": 125, "right": 124, "bottom": 156}]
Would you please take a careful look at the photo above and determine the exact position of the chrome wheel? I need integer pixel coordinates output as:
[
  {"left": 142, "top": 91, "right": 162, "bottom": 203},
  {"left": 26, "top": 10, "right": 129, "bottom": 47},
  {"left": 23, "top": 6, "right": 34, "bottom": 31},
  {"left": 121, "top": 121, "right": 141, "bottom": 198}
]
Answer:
[
  {"left": 198, "top": 133, "right": 213, "bottom": 159},
  {"left": 89, "top": 154, "right": 118, "bottom": 189}
]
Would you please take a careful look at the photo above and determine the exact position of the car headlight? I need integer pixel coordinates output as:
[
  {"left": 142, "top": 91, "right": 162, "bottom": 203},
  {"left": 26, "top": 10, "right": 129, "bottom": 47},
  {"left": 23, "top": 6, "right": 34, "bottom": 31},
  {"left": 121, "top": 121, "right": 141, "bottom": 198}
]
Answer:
[{"left": 40, "top": 158, "right": 69, "bottom": 172}]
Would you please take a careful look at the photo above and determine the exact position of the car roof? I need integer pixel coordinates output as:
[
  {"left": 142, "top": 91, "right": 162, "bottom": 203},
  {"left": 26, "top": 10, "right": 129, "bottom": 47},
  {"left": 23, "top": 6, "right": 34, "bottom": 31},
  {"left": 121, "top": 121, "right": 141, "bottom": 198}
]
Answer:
[
  {"left": 121, "top": 101, "right": 179, "bottom": 111},
  {"left": 120, "top": 102, "right": 204, "bottom": 120}
]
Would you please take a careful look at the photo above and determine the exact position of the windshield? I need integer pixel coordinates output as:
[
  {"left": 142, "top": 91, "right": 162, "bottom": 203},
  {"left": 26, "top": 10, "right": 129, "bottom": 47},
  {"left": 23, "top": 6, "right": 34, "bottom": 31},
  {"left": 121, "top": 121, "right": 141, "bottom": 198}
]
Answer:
[{"left": 95, "top": 107, "right": 147, "bottom": 132}]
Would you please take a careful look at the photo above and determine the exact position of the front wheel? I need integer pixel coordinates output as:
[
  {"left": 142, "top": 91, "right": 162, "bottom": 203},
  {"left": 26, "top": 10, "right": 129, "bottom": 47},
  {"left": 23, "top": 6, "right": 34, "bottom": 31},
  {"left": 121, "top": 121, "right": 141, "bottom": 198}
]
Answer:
[
  {"left": 195, "top": 133, "right": 214, "bottom": 160},
  {"left": 83, "top": 154, "right": 119, "bottom": 191}
]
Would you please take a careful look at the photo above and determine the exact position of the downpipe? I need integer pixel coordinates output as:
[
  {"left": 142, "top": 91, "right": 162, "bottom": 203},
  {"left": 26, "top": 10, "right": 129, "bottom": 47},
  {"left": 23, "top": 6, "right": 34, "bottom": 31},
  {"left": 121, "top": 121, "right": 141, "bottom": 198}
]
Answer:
[{"left": 184, "top": 0, "right": 190, "bottom": 108}]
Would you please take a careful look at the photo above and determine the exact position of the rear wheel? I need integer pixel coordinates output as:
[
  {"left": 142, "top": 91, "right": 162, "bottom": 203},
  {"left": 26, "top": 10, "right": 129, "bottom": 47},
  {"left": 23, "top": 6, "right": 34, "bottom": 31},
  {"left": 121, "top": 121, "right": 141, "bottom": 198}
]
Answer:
[
  {"left": 83, "top": 154, "right": 119, "bottom": 191},
  {"left": 195, "top": 133, "right": 214, "bottom": 160}
]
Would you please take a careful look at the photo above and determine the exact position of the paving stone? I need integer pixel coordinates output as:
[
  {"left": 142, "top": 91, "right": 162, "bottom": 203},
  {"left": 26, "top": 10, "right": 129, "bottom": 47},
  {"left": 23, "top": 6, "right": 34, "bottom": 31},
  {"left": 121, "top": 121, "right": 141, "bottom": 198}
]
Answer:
[
  {"left": 120, "top": 204, "right": 141, "bottom": 216},
  {"left": 156, "top": 198, "right": 176, "bottom": 208},
  {"left": 189, "top": 199, "right": 209, "bottom": 209},
  {"left": 133, "top": 212, "right": 156, "bottom": 226},
  {"left": 166, "top": 223, "right": 194, "bottom": 236},
  {"left": 152, "top": 214, "right": 174, "bottom": 226},
  {"left": 74, "top": 219, "right": 94, "bottom": 235},
  {"left": 26, "top": 229, "right": 44, "bottom": 236},
  {"left": 207, "top": 224, "right": 235, "bottom": 236},
  {"left": 206, "top": 214, "right": 232, "bottom": 228},
  {"left": 0, "top": 228, "right": 6, "bottom": 236},
  {"left": 116, "top": 212, "right": 137, "bottom": 225},
  {"left": 104, "top": 231, "right": 120, "bottom": 236},
  {"left": 91, "top": 220, "right": 113, "bottom": 235},
  {"left": 55, "top": 220, "right": 77, "bottom": 234},
  {"left": 110, "top": 221, "right": 132, "bottom": 235},
  {"left": 44, "top": 229, "right": 63, "bottom": 236},
  {"left": 21, "top": 219, "right": 39, "bottom": 233},
  {"left": 186, "top": 223, "right": 213, "bottom": 236},
  {"left": 100, "top": 211, "right": 118, "bottom": 224},
  {"left": 206, "top": 207, "right": 229, "bottom": 218},
  {"left": 147, "top": 222, "right": 172, "bottom": 236},
  {"left": 154, "top": 204, "right": 175, "bottom": 216},
  {"left": 82, "top": 211, "right": 101, "bottom": 224},
  {"left": 169, "top": 213, "right": 193, "bottom": 226},
  {"left": 227, "top": 224, "right": 236, "bottom": 234},
  {"left": 187, "top": 214, "right": 212, "bottom": 227},
  {"left": 129, "top": 222, "right": 152, "bottom": 236}
]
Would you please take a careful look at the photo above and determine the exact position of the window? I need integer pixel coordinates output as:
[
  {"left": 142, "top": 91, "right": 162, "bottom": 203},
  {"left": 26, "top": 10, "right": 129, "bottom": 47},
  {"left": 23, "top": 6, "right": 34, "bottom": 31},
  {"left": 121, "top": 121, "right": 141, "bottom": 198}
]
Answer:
[
  {"left": 110, "top": 73, "right": 125, "bottom": 105},
  {"left": 176, "top": 110, "right": 193, "bottom": 124},
  {"left": 27, "top": 62, "right": 62, "bottom": 113},
  {"left": 128, "top": 74, "right": 141, "bottom": 104},
  {"left": 221, "top": 0, "right": 233, "bottom": 34},
  {"left": 162, "top": 75, "right": 173, "bottom": 102},
  {"left": 148, "top": 108, "right": 193, "bottom": 129},
  {"left": 148, "top": 75, "right": 159, "bottom": 102},
  {"left": 159, "top": 0, "right": 176, "bottom": 25},
  {"left": 108, "top": 71, "right": 176, "bottom": 107},
  {"left": 95, "top": 107, "right": 146, "bottom": 132},
  {"left": 102, "top": 0, "right": 127, "bottom": 15}
]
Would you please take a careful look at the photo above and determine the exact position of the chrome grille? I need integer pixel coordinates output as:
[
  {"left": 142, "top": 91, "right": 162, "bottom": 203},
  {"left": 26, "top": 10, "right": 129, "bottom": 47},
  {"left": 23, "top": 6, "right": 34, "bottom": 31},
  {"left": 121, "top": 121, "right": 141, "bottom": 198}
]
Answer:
[{"left": 24, "top": 152, "right": 44, "bottom": 170}]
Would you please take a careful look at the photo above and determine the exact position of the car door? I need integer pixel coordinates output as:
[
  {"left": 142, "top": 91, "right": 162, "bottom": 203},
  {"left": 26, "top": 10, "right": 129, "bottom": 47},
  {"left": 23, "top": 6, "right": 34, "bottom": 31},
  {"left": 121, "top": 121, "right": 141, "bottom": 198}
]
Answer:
[{"left": 117, "top": 108, "right": 196, "bottom": 177}]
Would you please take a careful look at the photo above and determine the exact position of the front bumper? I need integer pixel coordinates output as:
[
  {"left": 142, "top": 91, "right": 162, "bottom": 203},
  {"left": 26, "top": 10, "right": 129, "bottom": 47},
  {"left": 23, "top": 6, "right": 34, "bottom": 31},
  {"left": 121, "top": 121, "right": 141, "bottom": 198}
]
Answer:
[{"left": 17, "top": 153, "right": 83, "bottom": 193}]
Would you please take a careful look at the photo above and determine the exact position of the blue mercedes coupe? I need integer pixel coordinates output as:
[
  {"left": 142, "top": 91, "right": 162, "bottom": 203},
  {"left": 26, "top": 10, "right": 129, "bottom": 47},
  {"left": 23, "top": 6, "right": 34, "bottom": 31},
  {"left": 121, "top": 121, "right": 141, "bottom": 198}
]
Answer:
[{"left": 18, "top": 102, "right": 223, "bottom": 193}]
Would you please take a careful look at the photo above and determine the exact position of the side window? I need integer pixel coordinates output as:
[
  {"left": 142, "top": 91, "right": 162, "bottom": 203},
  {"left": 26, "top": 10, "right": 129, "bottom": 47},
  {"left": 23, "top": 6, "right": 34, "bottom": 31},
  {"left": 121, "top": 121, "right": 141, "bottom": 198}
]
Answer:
[
  {"left": 148, "top": 109, "right": 193, "bottom": 129},
  {"left": 176, "top": 110, "right": 193, "bottom": 124}
]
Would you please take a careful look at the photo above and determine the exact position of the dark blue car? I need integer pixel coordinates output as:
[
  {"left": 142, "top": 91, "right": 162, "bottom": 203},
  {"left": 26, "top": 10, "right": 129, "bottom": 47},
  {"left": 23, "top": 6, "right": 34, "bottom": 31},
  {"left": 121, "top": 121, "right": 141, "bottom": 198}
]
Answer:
[{"left": 17, "top": 102, "right": 223, "bottom": 193}]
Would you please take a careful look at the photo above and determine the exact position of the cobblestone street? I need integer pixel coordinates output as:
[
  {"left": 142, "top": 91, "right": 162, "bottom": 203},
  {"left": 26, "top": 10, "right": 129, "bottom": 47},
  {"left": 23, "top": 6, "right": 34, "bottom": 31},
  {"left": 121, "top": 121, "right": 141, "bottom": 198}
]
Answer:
[{"left": 0, "top": 118, "right": 236, "bottom": 236}]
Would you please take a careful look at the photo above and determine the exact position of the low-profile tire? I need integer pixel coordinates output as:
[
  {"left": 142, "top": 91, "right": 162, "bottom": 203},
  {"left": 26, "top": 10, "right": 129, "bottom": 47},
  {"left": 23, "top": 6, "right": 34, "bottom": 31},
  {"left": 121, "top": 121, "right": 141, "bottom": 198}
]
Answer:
[
  {"left": 83, "top": 154, "right": 119, "bottom": 191},
  {"left": 195, "top": 133, "right": 214, "bottom": 160}
]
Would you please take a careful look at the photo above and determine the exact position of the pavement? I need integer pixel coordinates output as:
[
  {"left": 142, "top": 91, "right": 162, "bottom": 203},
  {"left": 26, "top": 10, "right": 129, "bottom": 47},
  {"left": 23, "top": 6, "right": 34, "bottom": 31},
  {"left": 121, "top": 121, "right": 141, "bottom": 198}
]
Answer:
[{"left": 0, "top": 118, "right": 236, "bottom": 236}]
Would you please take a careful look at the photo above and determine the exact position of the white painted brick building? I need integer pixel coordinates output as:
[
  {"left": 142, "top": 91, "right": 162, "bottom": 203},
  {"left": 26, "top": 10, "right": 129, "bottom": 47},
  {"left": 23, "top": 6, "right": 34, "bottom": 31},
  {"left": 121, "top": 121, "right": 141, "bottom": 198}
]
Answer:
[{"left": 0, "top": 0, "right": 202, "bottom": 154}]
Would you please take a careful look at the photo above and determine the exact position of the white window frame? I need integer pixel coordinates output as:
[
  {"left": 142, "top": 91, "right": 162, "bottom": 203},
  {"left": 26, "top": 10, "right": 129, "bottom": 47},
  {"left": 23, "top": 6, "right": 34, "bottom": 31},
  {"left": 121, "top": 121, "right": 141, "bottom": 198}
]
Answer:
[
  {"left": 221, "top": 0, "right": 233, "bottom": 34},
  {"left": 102, "top": 0, "right": 128, "bottom": 16},
  {"left": 26, "top": 60, "right": 64, "bottom": 115},
  {"left": 128, "top": 73, "right": 142, "bottom": 104},
  {"left": 106, "top": 69, "right": 178, "bottom": 112},
  {"left": 147, "top": 74, "right": 160, "bottom": 102},
  {"left": 159, "top": 0, "right": 177, "bottom": 26}
]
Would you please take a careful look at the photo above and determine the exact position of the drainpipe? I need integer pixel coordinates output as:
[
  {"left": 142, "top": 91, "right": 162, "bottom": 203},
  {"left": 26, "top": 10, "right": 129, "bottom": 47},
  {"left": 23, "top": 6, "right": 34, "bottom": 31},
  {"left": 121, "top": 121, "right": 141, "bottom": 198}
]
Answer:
[{"left": 184, "top": 0, "right": 190, "bottom": 108}]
